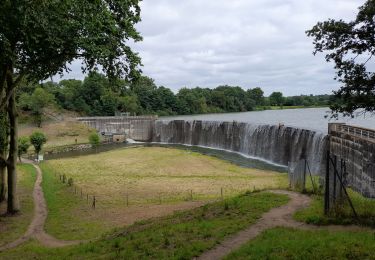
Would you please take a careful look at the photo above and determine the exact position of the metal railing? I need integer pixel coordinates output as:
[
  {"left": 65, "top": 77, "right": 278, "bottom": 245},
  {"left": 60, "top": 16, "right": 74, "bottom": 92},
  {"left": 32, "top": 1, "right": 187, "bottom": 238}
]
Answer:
[{"left": 329, "top": 123, "right": 375, "bottom": 142}]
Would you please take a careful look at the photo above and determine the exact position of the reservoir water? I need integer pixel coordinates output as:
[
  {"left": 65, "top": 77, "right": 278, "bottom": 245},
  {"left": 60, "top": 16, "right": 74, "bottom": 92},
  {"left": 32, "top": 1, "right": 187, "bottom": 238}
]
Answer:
[{"left": 162, "top": 108, "right": 375, "bottom": 133}]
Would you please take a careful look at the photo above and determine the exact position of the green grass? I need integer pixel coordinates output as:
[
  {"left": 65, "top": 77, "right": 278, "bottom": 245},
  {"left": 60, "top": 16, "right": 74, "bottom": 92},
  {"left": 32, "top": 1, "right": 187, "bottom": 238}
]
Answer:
[
  {"left": 41, "top": 163, "right": 111, "bottom": 240},
  {"left": 0, "top": 164, "right": 36, "bottom": 246},
  {"left": 44, "top": 147, "right": 287, "bottom": 205},
  {"left": 0, "top": 192, "right": 289, "bottom": 259},
  {"left": 294, "top": 189, "right": 375, "bottom": 227},
  {"left": 39, "top": 147, "right": 287, "bottom": 240},
  {"left": 225, "top": 227, "right": 375, "bottom": 260}
]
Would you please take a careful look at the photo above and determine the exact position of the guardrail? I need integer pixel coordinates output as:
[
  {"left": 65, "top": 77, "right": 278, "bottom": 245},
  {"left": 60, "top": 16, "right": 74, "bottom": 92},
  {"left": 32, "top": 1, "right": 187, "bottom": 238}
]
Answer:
[{"left": 329, "top": 123, "right": 375, "bottom": 142}]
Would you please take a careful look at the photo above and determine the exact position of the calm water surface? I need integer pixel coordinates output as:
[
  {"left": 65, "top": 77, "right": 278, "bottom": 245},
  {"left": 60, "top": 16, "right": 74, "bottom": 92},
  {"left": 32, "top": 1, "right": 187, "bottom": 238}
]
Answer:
[{"left": 162, "top": 108, "right": 375, "bottom": 133}]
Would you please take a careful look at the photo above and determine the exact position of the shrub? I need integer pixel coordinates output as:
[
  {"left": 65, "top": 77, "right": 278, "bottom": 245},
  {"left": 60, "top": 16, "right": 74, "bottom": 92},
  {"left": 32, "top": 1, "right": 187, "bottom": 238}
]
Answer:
[{"left": 89, "top": 132, "right": 100, "bottom": 147}]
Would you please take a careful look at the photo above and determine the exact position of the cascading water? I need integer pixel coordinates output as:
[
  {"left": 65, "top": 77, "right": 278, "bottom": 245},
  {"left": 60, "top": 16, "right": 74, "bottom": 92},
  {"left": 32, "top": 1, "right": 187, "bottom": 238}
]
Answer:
[{"left": 152, "top": 120, "right": 328, "bottom": 174}]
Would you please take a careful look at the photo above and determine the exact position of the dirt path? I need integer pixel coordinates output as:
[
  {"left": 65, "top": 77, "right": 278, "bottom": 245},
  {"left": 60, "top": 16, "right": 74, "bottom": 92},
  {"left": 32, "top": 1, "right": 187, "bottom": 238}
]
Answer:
[
  {"left": 0, "top": 162, "right": 82, "bottom": 252},
  {"left": 197, "top": 190, "right": 370, "bottom": 260}
]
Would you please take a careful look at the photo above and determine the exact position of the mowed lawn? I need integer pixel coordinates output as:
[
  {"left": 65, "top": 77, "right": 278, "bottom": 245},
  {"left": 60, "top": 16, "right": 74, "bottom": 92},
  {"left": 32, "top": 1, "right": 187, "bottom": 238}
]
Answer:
[{"left": 45, "top": 146, "right": 288, "bottom": 204}]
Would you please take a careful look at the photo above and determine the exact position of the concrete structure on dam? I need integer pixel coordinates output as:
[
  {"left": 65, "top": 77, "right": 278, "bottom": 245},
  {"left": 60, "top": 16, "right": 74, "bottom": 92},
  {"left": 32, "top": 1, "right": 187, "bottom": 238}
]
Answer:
[{"left": 76, "top": 116, "right": 157, "bottom": 141}]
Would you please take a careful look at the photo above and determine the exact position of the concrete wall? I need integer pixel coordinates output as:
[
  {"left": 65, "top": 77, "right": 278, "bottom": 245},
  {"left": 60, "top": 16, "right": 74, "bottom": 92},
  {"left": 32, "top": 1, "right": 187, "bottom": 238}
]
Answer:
[
  {"left": 77, "top": 116, "right": 157, "bottom": 142},
  {"left": 329, "top": 123, "right": 375, "bottom": 198}
]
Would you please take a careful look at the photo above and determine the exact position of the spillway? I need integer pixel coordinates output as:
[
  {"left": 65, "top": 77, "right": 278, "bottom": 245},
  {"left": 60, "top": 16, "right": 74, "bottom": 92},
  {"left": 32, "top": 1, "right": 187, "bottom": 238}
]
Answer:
[{"left": 152, "top": 120, "right": 328, "bottom": 174}]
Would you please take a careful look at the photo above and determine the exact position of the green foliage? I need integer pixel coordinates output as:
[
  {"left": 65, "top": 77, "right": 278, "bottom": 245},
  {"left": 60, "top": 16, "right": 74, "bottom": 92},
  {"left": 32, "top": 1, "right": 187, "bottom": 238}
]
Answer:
[
  {"left": 17, "top": 136, "right": 30, "bottom": 160},
  {"left": 19, "top": 87, "right": 55, "bottom": 127},
  {"left": 89, "top": 132, "right": 100, "bottom": 147},
  {"left": 29, "top": 131, "right": 47, "bottom": 156},
  {"left": 17, "top": 73, "right": 333, "bottom": 117},
  {"left": 269, "top": 92, "right": 284, "bottom": 107},
  {"left": 306, "top": 0, "right": 375, "bottom": 116}
]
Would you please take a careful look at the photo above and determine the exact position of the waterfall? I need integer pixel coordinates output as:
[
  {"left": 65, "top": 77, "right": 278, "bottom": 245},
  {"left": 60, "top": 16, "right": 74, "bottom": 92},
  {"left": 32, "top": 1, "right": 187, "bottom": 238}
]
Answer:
[{"left": 152, "top": 120, "right": 328, "bottom": 174}]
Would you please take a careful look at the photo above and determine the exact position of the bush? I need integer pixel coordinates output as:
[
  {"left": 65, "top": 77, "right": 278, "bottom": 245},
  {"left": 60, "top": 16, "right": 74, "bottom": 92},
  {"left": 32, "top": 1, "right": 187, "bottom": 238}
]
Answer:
[
  {"left": 89, "top": 132, "right": 100, "bottom": 147},
  {"left": 30, "top": 131, "right": 47, "bottom": 157}
]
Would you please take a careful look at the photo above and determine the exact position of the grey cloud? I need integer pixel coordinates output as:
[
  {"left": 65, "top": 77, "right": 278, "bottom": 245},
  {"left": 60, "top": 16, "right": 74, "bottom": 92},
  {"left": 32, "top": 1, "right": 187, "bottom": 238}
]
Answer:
[{"left": 57, "top": 0, "right": 365, "bottom": 96}]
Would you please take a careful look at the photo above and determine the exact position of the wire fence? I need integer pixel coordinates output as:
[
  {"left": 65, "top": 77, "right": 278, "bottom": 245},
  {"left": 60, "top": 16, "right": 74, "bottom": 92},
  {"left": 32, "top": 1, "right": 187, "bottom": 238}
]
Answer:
[{"left": 54, "top": 173, "right": 255, "bottom": 210}]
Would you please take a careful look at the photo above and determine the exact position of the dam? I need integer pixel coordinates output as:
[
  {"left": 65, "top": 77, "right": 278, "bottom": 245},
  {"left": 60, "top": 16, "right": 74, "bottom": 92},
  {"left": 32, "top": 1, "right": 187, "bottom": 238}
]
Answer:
[{"left": 77, "top": 116, "right": 374, "bottom": 198}]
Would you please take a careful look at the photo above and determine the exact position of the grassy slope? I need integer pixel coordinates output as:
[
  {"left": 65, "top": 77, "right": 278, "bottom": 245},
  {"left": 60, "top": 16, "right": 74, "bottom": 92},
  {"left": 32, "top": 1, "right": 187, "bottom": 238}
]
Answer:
[
  {"left": 40, "top": 147, "right": 288, "bottom": 240},
  {"left": 225, "top": 227, "right": 375, "bottom": 260},
  {"left": 0, "top": 164, "right": 36, "bottom": 246},
  {"left": 0, "top": 192, "right": 289, "bottom": 259},
  {"left": 19, "top": 120, "right": 95, "bottom": 149}
]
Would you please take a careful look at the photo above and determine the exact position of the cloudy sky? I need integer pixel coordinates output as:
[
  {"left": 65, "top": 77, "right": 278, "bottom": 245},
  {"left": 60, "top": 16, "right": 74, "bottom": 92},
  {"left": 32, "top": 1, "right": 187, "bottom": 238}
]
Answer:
[{"left": 61, "top": 0, "right": 365, "bottom": 96}]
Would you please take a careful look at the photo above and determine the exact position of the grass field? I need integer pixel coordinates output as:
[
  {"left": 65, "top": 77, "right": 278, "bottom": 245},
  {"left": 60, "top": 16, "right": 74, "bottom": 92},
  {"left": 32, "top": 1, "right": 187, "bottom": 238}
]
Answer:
[
  {"left": 225, "top": 227, "right": 375, "bottom": 259},
  {"left": 0, "top": 164, "right": 36, "bottom": 247},
  {"left": 45, "top": 147, "right": 288, "bottom": 204},
  {"left": 0, "top": 192, "right": 290, "bottom": 259},
  {"left": 40, "top": 147, "right": 288, "bottom": 240}
]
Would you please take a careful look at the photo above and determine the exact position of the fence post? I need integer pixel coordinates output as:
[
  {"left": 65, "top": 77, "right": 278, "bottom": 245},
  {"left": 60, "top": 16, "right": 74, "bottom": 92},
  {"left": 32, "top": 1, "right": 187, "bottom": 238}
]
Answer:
[
  {"left": 190, "top": 190, "right": 193, "bottom": 201},
  {"left": 333, "top": 155, "right": 337, "bottom": 203},
  {"left": 87, "top": 194, "right": 89, "bottom": 203},
  {"left": 221, "top": 187, "right": 223, "bottom": 200},
  {"left": 92, "top": 196, "right": 96, "bottom": 209},
  {"left": 303, "top": 159, "right": 307, "bottom": 192},
  {"left": 126, "top": 193, "right": 129, "bottom": 207},
  {"left": 324, "top": 150, "right": 330, "bottom": 215}
]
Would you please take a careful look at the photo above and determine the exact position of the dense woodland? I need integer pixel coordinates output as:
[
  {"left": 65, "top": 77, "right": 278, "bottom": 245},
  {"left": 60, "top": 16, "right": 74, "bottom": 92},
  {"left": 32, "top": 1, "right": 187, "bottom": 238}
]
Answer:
[{"left": 18, "top": 72, "right": 333, "bottom": 120}]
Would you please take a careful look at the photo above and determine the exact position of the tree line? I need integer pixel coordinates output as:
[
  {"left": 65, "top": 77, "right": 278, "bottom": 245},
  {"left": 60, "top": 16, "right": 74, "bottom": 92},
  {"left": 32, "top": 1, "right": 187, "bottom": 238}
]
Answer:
[{"left": 17, "top": 72, "right": 333, "bottom": 124}]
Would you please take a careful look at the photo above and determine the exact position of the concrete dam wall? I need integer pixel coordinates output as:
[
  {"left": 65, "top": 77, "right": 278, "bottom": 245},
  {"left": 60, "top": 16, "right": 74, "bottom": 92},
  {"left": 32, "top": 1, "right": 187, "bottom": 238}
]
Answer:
[
  {"left": 329, "top": 123, "right": 375, "bottom": 198},
  {"left": 152, "top": 120, "right": 328, "bottom": 174},
  {"left": 77, "top": 116, "right": 157, "bottom": 141}
]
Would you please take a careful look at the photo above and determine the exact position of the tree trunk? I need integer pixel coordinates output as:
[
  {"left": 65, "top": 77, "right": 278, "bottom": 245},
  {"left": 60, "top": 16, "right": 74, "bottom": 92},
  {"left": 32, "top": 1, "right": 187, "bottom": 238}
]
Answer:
[
  {"left": 0, "top": 161, "right": 6, "bottom": 203},
  {"left": 7, "top": 90, "right": 19, "bottom": 213}
]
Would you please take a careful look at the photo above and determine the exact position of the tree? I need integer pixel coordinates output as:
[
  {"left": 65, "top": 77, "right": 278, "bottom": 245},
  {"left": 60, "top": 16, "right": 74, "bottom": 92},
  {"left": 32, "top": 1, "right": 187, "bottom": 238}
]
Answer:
[
  {"left": 247, "top": 87, "right": 264, "bottom": 106},
  {"left": 20, "top": 87, "right": 55, "bottom": 127},
  {"left": 306, "top": 0, "right": 375, "bottom": 116},
  {"left": 0, "top": 0, "right": 142, "bottom": 213},
  {"left": 269, "top": 92, "right": 285, "bottom": 107},
  {"left": 118, "top": 95, "right": 140, "bottom": 114},
  {"left": 0, "top": 112, "right": 8, "bottom": 202},
  {"left": 89, "top": 132, "right": 100, "bottom": 147},
  {"left": 30, "top": 132, "right": 47, "bottom": 160},
  {"left": 18, "top": 136, "right": 30, "bottom": 162}
]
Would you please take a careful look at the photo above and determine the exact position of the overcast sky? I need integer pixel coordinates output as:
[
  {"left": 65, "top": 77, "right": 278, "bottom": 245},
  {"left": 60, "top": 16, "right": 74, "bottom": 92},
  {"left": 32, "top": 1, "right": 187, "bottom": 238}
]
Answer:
[{"left": 60, "top": 0, "right": 365, "bottom": 96}]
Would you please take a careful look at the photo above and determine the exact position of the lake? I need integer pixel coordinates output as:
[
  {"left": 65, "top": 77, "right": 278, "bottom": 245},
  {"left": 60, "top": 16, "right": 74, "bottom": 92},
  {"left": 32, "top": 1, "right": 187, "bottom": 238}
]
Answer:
[{"left": 162, "top": 107, "right": 375, "bottom": 133}]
